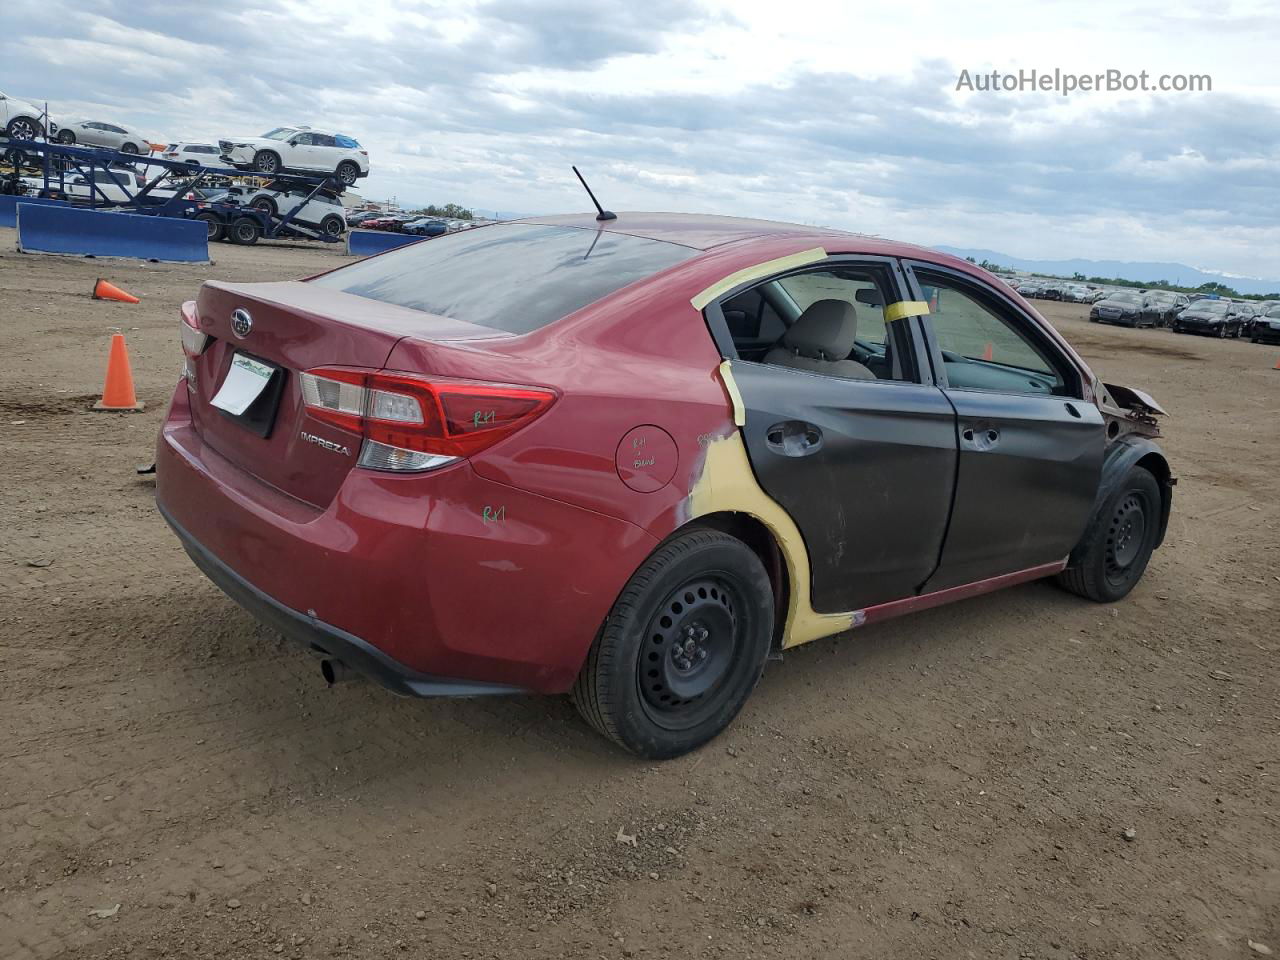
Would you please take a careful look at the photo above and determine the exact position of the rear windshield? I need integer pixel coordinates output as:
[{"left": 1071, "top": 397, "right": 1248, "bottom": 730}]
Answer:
[{"left": 310, "top": 223, "right": 696, "bottom": 334}]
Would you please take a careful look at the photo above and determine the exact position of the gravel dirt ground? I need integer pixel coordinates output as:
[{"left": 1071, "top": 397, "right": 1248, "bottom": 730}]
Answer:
[{"left": 1, "top": 230, "right": 1277, "bottom": 960}]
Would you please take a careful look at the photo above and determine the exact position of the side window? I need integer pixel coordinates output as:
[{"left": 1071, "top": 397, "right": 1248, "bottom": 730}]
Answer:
[
  {"left": 312, "top": 134, "right": 337, "bottom": 148},
  {"left": 335, "top": 135, "right": 359, "bottom": 148},
  {"left": 293, "top": 133, "right": 314, "bottom": 146},
  {"left": 721, "top": 263, "right": 917, "bottom": 383},
  {"left": 916, "top": 270, "right": 1074, "bottom": 397}
]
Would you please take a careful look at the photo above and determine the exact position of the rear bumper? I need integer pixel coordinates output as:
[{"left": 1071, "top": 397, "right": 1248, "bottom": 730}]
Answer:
[
  {"left": 155, "top": 384, "right": 658, "bottom": 694},
  {"left": 160, "top": 504, "right": 524, "bottom": 697}
]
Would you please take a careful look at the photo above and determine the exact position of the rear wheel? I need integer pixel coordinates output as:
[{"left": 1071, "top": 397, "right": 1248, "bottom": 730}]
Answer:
[
  {"left": 320, "top": 214, "right": 344, "bottom": 238},
  {"left": 56, "top": 129, "right": 76, "bottom": 144},
  {"left": 250, "top": 196, "right": 277, "bottom": 217},
  {"left": 1056, "top": 467, "right": 1161, "bottom": 603},
  {"left": 253, "top": 151, "right": 280, "bottom": 175},
  {"left": 6, "top": 117, "right": 41, "bottom": 140},
  {"left": 336, "top": 161, "right": 359, "bottom": 186},
  {"left": 228, "top": 216, "right": 261, "bottom": 245},
  {"left": 571, "top": 528, "right": 774, "bottom": 759},
  {"left": 122, "top": 142, "right": 141, "bottom": 154}
]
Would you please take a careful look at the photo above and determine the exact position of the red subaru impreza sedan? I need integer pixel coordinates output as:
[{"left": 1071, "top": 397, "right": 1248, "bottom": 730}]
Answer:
[{"left": 156, "top": 213, "right": 1174, "bottom": 758}]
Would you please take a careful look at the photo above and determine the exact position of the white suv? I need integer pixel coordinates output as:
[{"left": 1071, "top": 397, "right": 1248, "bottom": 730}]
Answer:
[
  {"left": 0, "top": 90, "right": 48, "bottom": 140},
  {"left": 217, "top": 126, "right": 369, "bottom": 185},
  {"left": 208, "top": 182, "right": 348, "bottom": 238}
]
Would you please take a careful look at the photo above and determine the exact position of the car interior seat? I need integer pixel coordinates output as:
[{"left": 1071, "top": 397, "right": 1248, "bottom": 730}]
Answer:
[{"left": 764, "top": 299, "right": 875, "bottom": 379}]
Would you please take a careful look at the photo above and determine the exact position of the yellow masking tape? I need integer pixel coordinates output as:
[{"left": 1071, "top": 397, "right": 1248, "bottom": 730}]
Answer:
[
  {"left": 884, "top": 300, "right": 930, "bottom": 322},
  {"left": 690, "top": 247, "right": 828, "bottom": 310},
  {"left": 717, "top": 360, "right": 746, "bottom": 427}
]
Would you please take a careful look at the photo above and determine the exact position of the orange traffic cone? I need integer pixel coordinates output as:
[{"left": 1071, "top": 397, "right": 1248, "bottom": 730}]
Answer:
[
  {"left": 92, "top": 278, "right": 140, "bottom": 304},
  {"left": 92, "top": 333, "right": 145, "bottom": 412},
  {"left": 982, "top": 342, "right": 994, "bottom": 361},
  {"left": 1274, "top": 356, "right": 1280, "bottom": 371}
]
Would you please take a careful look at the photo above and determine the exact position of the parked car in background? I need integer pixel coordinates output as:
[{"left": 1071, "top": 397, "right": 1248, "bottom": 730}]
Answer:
[
  {"left": 1016, "top": 281, "right": 1043, "bottom": 297},
  {"left": 54, "top": 119, "right": 154, "bottom": 154},
  {"left": 1089, "top": 289, "right": 1110, "bottom": 303},
  {"left": 217, "top": 126, "right": 369, "bottom": 185},
  {"left": 1250, "top": 305, "right": 1280, "bottom": 344},
  {"left": 1171, "top": 299, "right": 1242, "bottom": 338},
  {"left": 162, "top": 142, "right": 221, "bottom": 167},
  {"left": 1140, "top": 291, "right": 1189, "bottom": 327},
  {"left": 203, "top": 181, "right": 347, "bottom": 238},
  {"left": 1040, "top": 282, "right": 1064, "bottom": 301},
  {"left": 1090, "top": 291, "right": 1151, "bottom": 327},
  {"left": 402, "top": 217, "right": 449, "bottom": 237},
  {"left": 0, "top": 90, "right": 48, "bottom": 140},
  {"left": 1061, "top": 284, "right": 1092, "bottom": 303},
  {"left": 359, "top": 214, "right": 416, "bottom": 232},
  {"left": 346, "top": 210, "right": 384, "bottom": 226},
  {"left": 154, "top": 212, "right": 1174, "bottom": 758}
]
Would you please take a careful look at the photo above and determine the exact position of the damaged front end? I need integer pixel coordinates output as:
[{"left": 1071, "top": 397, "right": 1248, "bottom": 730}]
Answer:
[{"left": 1098, "top": 382, "right": 1167, "bottom": 440}]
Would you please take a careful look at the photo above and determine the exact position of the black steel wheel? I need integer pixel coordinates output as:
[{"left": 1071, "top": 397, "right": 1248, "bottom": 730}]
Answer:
[
  {"left": 193, "top": 211, "right": 224, "bottom": 241},
  {"left": 1057, "top": 466, "right": 1162, "bottom": 603},
  {"left": 228, "top": 216, "right": 260, "bottom": 245},
  {"left": 253, "top": 151, "right": 280, "bottom": 175},
  {"left": 336, "top": 161, "right": 359, "bottom": 186},
  {"left": 572, "top": 528, "right": 774, "bottom": 758}
]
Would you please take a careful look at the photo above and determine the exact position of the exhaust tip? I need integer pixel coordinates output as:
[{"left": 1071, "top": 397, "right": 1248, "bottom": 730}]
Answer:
[{"left": 320, "top": 658, "right": 349, "bottom": 685}]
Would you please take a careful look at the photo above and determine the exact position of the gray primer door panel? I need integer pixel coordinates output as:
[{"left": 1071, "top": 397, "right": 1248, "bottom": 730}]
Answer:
[
  {"left": 730, "top": 361, "right": 958, "bottom": 613},
  {"left": 923, "top": 390, "right": 1104, "bottom": 591}
]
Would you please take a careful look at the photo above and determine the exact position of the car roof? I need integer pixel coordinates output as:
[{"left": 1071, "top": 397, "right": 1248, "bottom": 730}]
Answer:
[{"left": 516, "top": 211, "right": 973, "bottom": 266}]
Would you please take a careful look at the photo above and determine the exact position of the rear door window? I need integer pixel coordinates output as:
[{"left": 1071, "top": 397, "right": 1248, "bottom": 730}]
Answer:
[{"left": 310, "top": 223, "right": 696, "bottom": 334}]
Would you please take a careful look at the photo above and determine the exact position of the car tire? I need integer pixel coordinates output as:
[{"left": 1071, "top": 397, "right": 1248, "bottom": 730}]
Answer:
[
  {"left": 1056, "top": 467, "right": 1162, "bottom": 604},
  {"left": 335, "top": 161, "right": 359, "bottom": 186},
  {"left": 6, "top": 117, "right": 42, "bottom": 140},
  {"left": 56, "top": 129, "right": 76, "bottom": 145},
  {"left": 193, "top": 211, "right": 224, "bottom": 242},
  {"left": 228, "top": 216, "right": 261, "bottom": 245},
  {"left": 320, "top": 214, "right": 344, "bottom": 238},
  {"left": 571, "top": 528, "right": 774, "bottom": 759},
  {"left": 250, "top": 196, "right": 277, "bottom": 217},
  {"left": 122, "top": 142, "right": 141, "bottom": 154},
  {"left": 1216, "top": 325, "right": 1226, "bottom": 338},
  {"left": 253, "top": 151, "right": 281, "bottom": 175}
]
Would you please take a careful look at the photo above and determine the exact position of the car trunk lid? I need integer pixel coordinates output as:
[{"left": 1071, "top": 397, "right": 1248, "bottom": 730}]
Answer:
[{"left": 188, "top": 279, "right": 513, "bottom": 508}]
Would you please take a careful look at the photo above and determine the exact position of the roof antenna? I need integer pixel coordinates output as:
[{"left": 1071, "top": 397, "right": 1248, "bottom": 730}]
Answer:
[{"left": 572, "top": 165, "right": 616, "bottom": 221}]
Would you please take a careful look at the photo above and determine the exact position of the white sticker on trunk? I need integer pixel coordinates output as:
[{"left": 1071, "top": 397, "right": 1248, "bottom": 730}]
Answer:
[{"left": 211, "top": 354, "right": 275, "bottom": 416}]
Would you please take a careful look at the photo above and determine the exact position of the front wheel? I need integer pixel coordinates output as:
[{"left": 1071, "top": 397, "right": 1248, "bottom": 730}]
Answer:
[
  {"left": 56, "top": 129, "right": 76, "bottom": 144},
  {"left": 1056, "top": 467, "right": 1162, "bottom": 603},
  {"left": 571, "top": 528, "right": 774, "bottom": 759},
  {"left": 250, "top": 196, "right": 277, "bottom": 217},
  {"left": 320, "top": 214, "right": 344, "bottom": 238},
  {"left": 252, "top": 151, "right": 280, "bottom": 175}
]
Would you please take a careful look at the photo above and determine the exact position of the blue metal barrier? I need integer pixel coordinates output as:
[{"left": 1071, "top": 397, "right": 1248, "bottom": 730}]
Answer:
[
  {"left": 345, "top": 230, "right": 424, "bottom": 256},
  {"left": 16, "top": 203, "right": 208, "bottom": 262},
  {"left": 0, "top": 193, "right": 69, "bottom": 228}
]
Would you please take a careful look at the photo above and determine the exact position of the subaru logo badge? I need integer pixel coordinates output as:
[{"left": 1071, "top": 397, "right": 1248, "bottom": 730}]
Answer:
[{"left": 231, "top": 308, "right": 253, "bottom": 339}]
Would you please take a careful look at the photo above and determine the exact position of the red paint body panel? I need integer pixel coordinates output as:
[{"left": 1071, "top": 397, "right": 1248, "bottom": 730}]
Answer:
[
  {"left": 856, "top": 560, "right": 1067, "bottom": 627},
  {"left": 158, "top": 384, "right": 658, "bottom": 693}
]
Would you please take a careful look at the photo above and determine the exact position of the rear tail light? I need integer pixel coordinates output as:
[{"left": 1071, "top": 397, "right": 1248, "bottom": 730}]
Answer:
[
  {"left": 299, "top": 367, "right": 556, "bottom": 473},
  {"left": 179, "top": 301, "right": 207, "bottom": 390}
]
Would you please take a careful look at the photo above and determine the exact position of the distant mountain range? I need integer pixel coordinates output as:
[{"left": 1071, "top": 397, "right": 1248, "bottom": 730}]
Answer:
[{"left": 935, "top": 246, "right": 1280, "bottom": 296}]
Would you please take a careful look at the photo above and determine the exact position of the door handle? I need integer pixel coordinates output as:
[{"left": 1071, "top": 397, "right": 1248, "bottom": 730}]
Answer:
[
  {"left": 766, "top": 421, "right": 823, "bottom": 457},
  {"left": 961, "top": 425, "right": 1000, "bottom": 451}
]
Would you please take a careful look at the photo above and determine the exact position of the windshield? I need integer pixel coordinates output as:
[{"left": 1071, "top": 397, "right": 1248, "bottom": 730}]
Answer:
[
  {"left": 1266, "top": 307, "right": 1280, "bottom": 318},
  {"left": 1146, "top": 291, "right": 1175, "bottom": 301},
  {"left": 1194, "top": 301, "right": 1230, "bottom": 314},
  {"left": 1108, "top": 292, "right": 1144, "bottom": 304},
  {"left": 261, "top": 128, "right": 296, "bottom": 140},
  {"left": 311, "top": 223, "right": 696, "bottom": 335}
]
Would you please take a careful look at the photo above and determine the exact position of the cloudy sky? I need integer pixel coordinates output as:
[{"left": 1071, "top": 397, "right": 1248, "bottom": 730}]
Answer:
[{"left": 3, "top": 0, "right": 1279, "bottom": 278}]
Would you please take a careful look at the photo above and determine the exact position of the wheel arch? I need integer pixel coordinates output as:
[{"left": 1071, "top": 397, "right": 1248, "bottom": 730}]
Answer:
[
  {"left": 1069, "top": 436, "right": 1175, "bottom": 565},
  {"left": 680, "top": 511, "right": 789, "bottom": 648}
]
